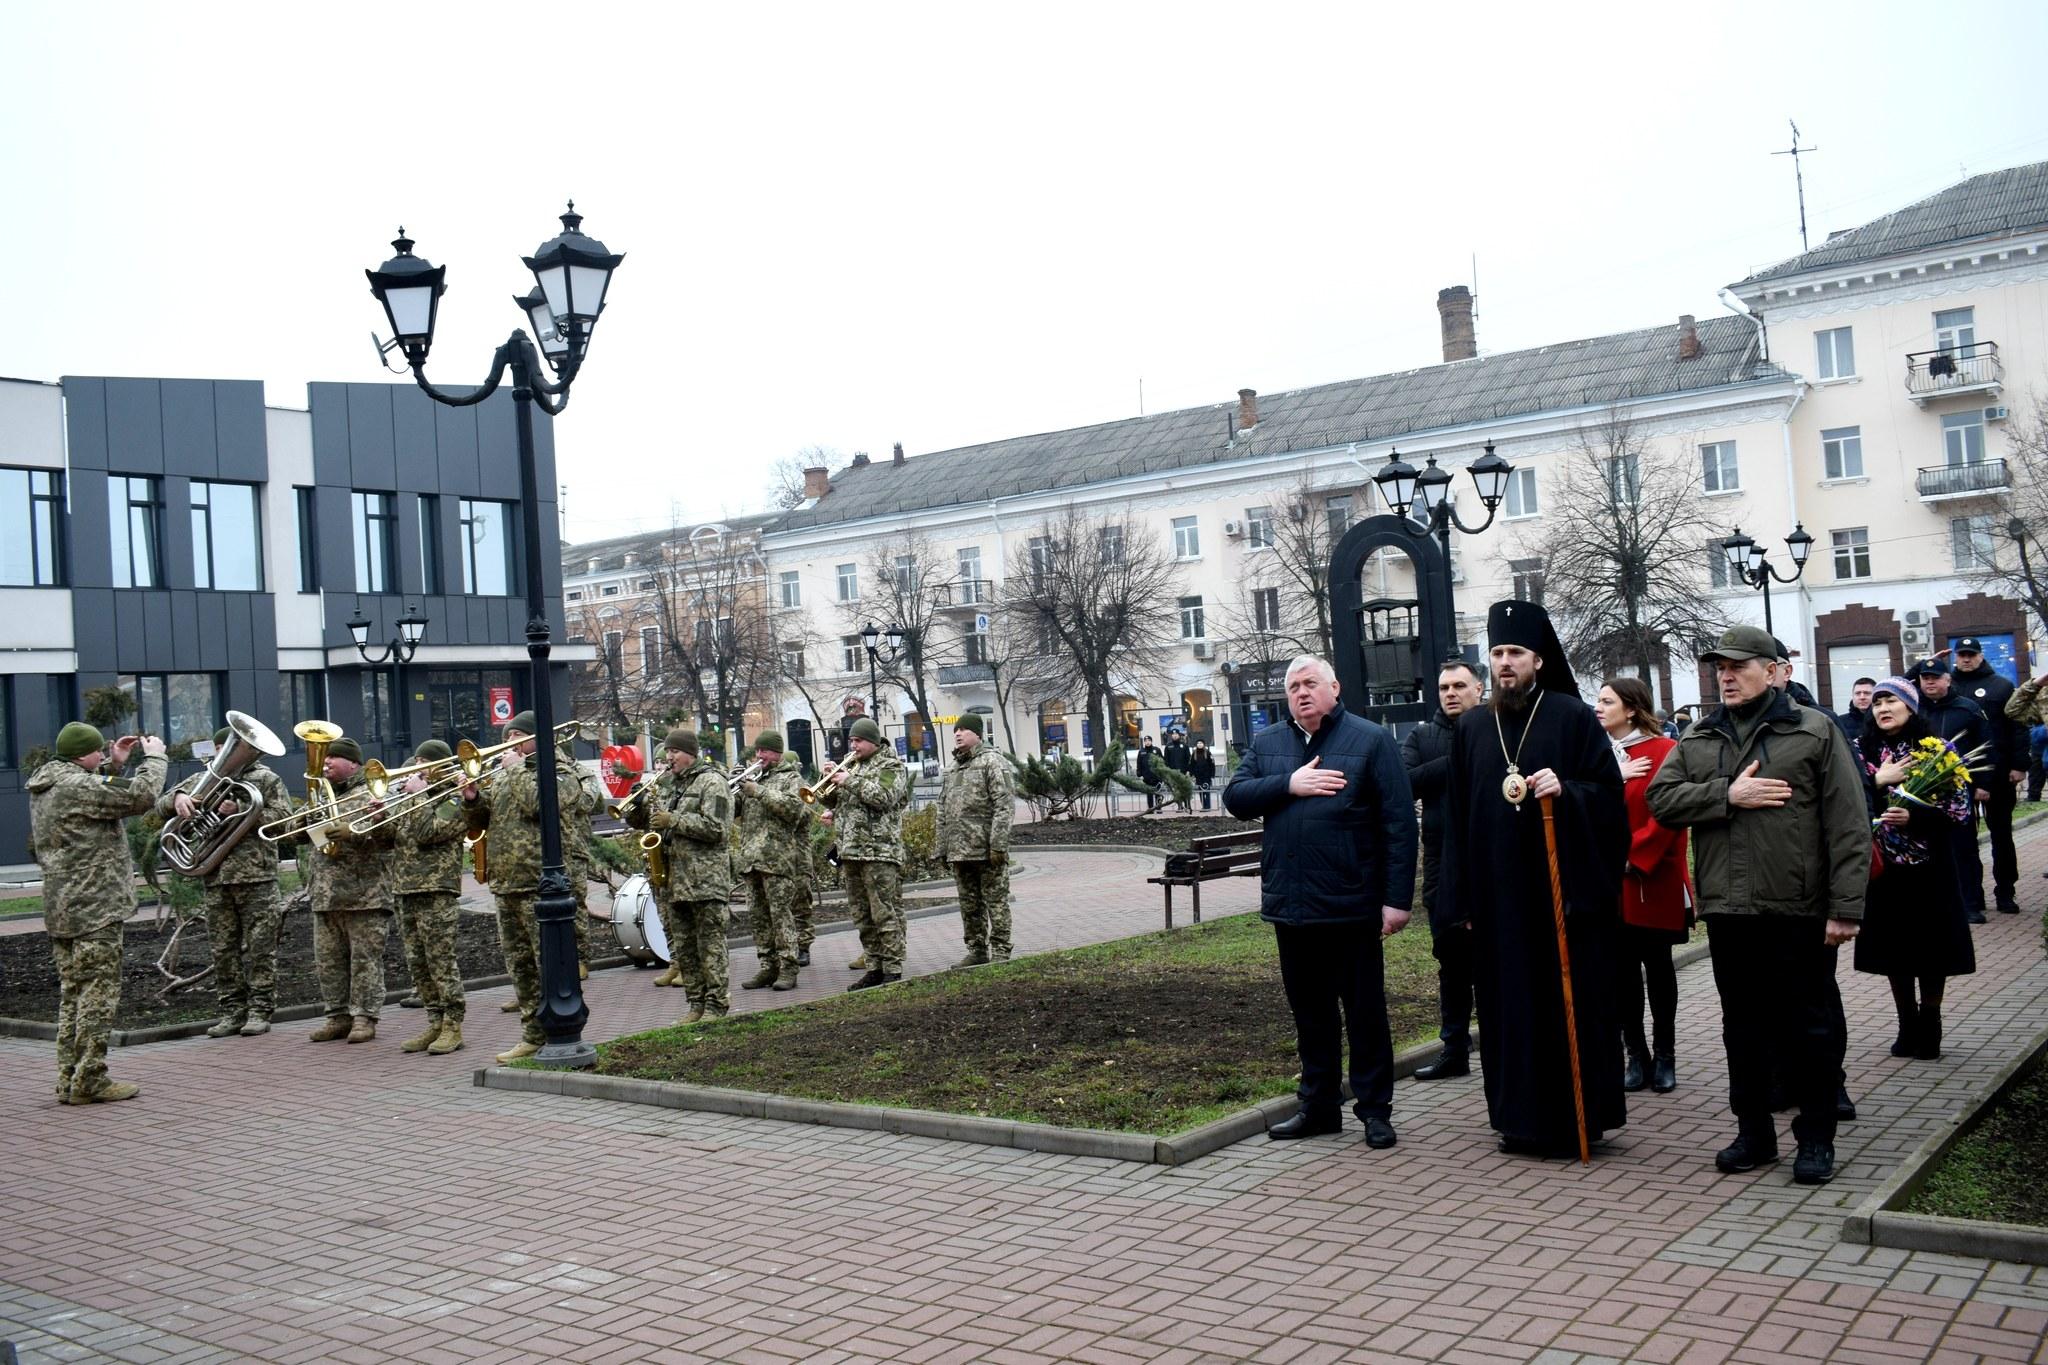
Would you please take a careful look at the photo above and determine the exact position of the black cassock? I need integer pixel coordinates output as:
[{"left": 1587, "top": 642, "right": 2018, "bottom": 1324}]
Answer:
[{"left": 1440, "top": 691, "right": 1630, "bottom": 1146}]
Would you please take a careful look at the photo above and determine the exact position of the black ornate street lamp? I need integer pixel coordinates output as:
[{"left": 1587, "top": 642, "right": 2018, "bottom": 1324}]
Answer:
[
  {"left": 346, "top": 602, "right": 428, "bottom": 748},
  {"left": 1720, "top": 523, "right": 1813, "bottom": 635},
  {"left": 860, "top": 621, "right": 904, "bottom": 723},
  {"left": 364, "top": 204, "right": 624, "bottom": 1071},
  {"left": 1372, "top": 442, "right": 1516, "bottom": 626}
]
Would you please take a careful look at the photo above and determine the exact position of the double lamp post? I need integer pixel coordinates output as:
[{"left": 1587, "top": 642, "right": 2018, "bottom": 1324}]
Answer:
[
  {"left": 1369, "top": 443, "right": 1517, "bottom": 625},
  {"left": 364, "top": 204, "right": 624, "bottom": 1071},
  {"left": 1720, "top": 523, "right": 1814, "bottom": 636}
]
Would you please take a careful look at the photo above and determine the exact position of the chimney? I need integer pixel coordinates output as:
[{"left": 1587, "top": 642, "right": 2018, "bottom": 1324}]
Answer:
[
  {"left": 1437, "top": 286, "right": 1477, "bottom": 362},
  {"left": 851, "top": 450, "right": 871, "bottom": 466},
  {"left": 802, "top": 465, "right": 830, "bottom": 499},
  {"left": 1677, "top": 314, "right": 1702, "bottom": 361},
  {"left": 1237, "top": 388, "right": 1258, "bottom": 431},
  {"left": 892, "top": 442, "right": 905, "bottom": 465}
]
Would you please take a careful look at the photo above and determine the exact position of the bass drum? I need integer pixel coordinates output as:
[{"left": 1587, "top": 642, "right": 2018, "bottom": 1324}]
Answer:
[{"left": 610, "top": 874, "right": 671, "bottom": 966}]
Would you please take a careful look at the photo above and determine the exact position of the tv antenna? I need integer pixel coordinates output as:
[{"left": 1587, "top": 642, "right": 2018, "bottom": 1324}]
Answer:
[{"left": 1773, "top": 119, "right": 1818, "bottom": 252}]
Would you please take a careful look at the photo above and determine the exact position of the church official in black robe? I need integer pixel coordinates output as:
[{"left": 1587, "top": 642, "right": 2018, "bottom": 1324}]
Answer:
[{"left": 1440, "top": 600, "right": 1630, "bottom": 1155}]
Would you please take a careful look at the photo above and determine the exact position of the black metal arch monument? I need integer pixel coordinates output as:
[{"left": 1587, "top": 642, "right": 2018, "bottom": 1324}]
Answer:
[{"left": 1328, "top": 515, "right": 1456, "bottom": 730}]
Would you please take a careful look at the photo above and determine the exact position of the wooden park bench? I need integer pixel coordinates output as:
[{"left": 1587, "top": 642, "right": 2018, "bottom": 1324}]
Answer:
[{"left": 1146, "top": 829, "right": 1263, "bottom": 929}]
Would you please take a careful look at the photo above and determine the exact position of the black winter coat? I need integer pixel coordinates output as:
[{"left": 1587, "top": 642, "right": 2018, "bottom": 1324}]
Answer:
[
  {"left": 1953, "top": 662, "right": 2021, "bottom": 770},
  {"left": 1223, "top": 707, "right": 1416, "bottom": 925},
  {"left": 1922, "top": 691, "right": 1991, "bottom": 783},
  {"left": 1189, "top": 751, "right": 1217, "bottom": 785},
  {"left": 1401, "top": 712, "right": 1457, "bottom": 848}
]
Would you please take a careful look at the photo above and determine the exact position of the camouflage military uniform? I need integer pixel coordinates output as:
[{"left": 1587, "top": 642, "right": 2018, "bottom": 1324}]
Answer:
[
  {"left": 393, "top": 792, "right": 468, "bottom": 1031},
  {"left": 794, "top": 823, "right": 818, "bottom": 952},
  {"left": 28, "top": 754, "right": 168, "bottom": 1102},
  {"left": 294, "top": 776, "right": 397, "bottom": 1025},
  {"left": 736, "top": 753, "right": 809, "bottom": 982},
  {"left": 466, "top": 754, "right": 582, "bottom": 1047},
  {"left": 153, "top": 761, "right": 293, "bottom": 1027},
  {"left": 939, "top": 742, "right": 1016, "bottom": 960},
  {"left": 629, "top": 761, "right": 733, "bottom": 1015},
  {"left": 559, "top": 743, "right": 600, "bottom": 968},
  {"left": 818, "top": 748, "right": 910, "bottom": 974}
]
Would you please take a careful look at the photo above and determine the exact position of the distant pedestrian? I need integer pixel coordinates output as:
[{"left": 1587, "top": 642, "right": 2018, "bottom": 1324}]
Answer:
[
  {"left": 1225, "top": 656, "right": 1415, "bottom": 1149},
  {"left": 1137, "top": 736, "right": 1164, "bottom": 814},
  {"left": 1163, "top": 731, "right": 1191, "bottom": 775},
  {"left": 1404, "top": 658, "right": 1484, "bottom": 1082},
  {"left": 1839, "top": 677, "right": 1876, "bottom": 745},
  {"left": 2007, "top": 669, "right": 2048, "bottom": 803},
  {"left": 1189, "top": 742, "right": 1217, "bottom": 811}
]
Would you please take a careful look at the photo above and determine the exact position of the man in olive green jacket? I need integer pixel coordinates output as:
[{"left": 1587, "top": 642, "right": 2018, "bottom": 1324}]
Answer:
[
  {"left": 937, "top": 714, "right": 1014, "bottom": 966},
  {"left": 1647, "top": 625, "right": 1869, "bottom": 1188},
  {"left": 817, "top": 718, "right": 910, "bottom": 990},
  {"left": 627, "top": 729, "right": 735, "bottom": 1023}
]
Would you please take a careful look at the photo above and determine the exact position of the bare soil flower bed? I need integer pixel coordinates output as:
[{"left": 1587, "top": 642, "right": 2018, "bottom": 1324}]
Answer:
[{"left": 1011, "top": 813, "right": 1261, "bottom": 853}]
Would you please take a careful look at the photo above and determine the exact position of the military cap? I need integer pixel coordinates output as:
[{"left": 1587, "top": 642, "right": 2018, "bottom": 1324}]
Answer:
[
  {"left": 213, "top": 726, "right": 233, "bottom": 749},
  {"left": 752, "top": 730, "right": 785, "bottom": 754},
  {"left": 664, "top": 728, "right": 699, "bottom": 755},
  {"left": 56, "top": 722, "right": 105, "bottom": 760},
  {"left": 1700, "top": 624, "right": 1777, "bottom": 663},
  {"left": 953, "top": 714, "right": 985, "bottom": 737},
  {"left": 849, "top": 717, "right": 883, "bottom": 744},
  {"left": 1911, "top": 657, "right": 1950, "bottom": 678},
  {"left": 504, "top": 710, "right": 536, "bottom": 735},
  {"left": 328, "top": 737, "right": 365, "bottom": 764},
  {"left": 413, "top": 739, "right": 453, "bottom": 763}
]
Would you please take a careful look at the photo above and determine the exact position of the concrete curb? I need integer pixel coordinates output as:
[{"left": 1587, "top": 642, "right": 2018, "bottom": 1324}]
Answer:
[{"left": 1841, "top": 1020, "right": 2048, "bottom": 1262}]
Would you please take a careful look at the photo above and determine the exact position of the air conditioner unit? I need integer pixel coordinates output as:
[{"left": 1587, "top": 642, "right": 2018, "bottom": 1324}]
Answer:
[
  {"left": 1903, "top": 625, "right": 1933, "bottom": 652},
  {"left": 1191, "top": 641, "right": 1215, "bottom": 660},
  {"left": 1985, "top": 405, "right": 2010, "bottom": 423},
  {"left": 1222, "top": 519, "right": 1245, "bottom": 538},
  {"left": 1904, "top": 609, "right": 1930, "bottom": 627}
]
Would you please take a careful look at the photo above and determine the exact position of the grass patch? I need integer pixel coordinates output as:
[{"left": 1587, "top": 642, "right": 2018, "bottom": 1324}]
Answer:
[
  {"left": 1906, "top": 1064, "right": 2048, "bottom": 1226},
  {"left": 597, "top": 912, "right": 1443, "bottom": 1134}
]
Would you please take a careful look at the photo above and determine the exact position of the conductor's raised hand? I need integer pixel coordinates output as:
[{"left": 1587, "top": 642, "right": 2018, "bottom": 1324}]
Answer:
[
  {"left": 139, "top": 735, "right": 167, "bottom": 759},
  {"left": 1288, "top": 755, "right": 1347, "bottom": 797},
  {"left": 1728, "top": 761, "right": 1791, "bottom": 809}
]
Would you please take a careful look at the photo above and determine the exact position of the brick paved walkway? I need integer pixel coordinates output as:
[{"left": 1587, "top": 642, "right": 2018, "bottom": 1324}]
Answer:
[{"left": 5, "top": 839, "right": 2048, "bottom": 1364}]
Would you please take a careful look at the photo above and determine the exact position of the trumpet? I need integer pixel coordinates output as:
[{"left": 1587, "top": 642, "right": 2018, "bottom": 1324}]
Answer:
[
  {"left": 726, "top": 758, "right": 767, "bottom": 796},
  {"left": 798, "top": 754, "right": 863, "bottom": 804},
  {"left": 346, "top": 721, "right": 580, "bottom": 835},
  {"left": 257, "top": 720, "right": 348, "bottom": 848}
]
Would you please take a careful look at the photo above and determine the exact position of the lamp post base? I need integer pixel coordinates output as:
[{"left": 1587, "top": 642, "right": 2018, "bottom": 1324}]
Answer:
[{"left": 533, "top": 1040, "right": 598, "bottom": 1070}]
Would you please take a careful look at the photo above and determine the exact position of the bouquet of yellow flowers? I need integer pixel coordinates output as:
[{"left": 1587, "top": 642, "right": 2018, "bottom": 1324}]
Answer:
[{"left": 1874, "top": 735, "right": 1989, "bottom": 829}]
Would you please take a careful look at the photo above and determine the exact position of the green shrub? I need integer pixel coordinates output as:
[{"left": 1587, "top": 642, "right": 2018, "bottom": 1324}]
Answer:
[
  {"left": 590, "top": 834, "right": 637, "bottom": 876},
  {"left": 20, "top": 744, "right": 52, "bottom": 772},
  {"left": 1160, "top": 767, "right": 1195, "bottom": 811},
  {"left": 1007, "top": 741, "right": 1146, "bottom": 820},
  {"left": 84, "top": 685, "right": 137, "bottom": 730}
]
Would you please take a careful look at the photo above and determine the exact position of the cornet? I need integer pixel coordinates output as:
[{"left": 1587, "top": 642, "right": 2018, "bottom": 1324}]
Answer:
[
  {"left": 346, "top": 721, "right": 580, "bottom": 835},
  {"left": 257, "top": 720, "right": 348, "bottom": 847},
  {"left": 726, "top": 758, "right": 768, "bottom": 796},
  {"left": 798, "top": 754, "right": 862, "bottom": 804}
]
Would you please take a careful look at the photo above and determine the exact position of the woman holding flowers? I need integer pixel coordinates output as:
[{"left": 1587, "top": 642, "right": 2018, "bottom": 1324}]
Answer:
[{"left": 1854, "top": 676, "right": 1975, "bottom": 1060}]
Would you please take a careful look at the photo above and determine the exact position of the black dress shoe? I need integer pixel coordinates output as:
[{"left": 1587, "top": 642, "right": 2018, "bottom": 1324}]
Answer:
[
  {"left": 1967, "top": 908, "right": 1988, "bottom": 925},
  {"left": 1914, "top": 1014, "right": 1943, "bottom": 1060},
  {"left": 1792, "top": 1140, "right": 1835, "bottom": 1185},
  {"left": 798, "top": 948, "right": 812, "bottom": 967},
  {"left": 1996, "top": 894, "right": 2019, "bottom": 915},
  {"left": 1268, "top": 1110, "right": 1341, "bottom": 1140},
  {"left": 1651, "top": 1054, "right": 1677, "bottom": 1093},
  {"left": 1363, "top": 1117, "right": 1397, "bottom": 1149},
  {"left": 1836, "top": 1084, "right": 1858, "bottom": 1122},
  {"left": 1622, "top": 1052, "right": 1647, "bottom": 1092},
  {"left": 1412, "top": 1050, "right": 1469, "bottom": 1081},
  {"left": 1715, "top": 1131, "right": 1779, "bottom": 1173}
]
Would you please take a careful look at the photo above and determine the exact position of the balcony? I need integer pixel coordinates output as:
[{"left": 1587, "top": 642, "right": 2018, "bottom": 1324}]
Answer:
[
  {"left": 931, "top": 579, "right": 997, "bottom": 613},
  {"left": 1915, "top": 458, "right": 2010, "bottom": 502},
  {"left": 1905, "top": 341, "right": 2002, "bottom": 405},
  {"left": 938, "top": 661, "right": 994, "bottom": 686}
]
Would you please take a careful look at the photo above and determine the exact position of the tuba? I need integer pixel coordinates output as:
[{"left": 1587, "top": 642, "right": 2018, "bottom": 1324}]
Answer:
[{"left": 158, "top": 711, "right": 288, "bottom": 877}]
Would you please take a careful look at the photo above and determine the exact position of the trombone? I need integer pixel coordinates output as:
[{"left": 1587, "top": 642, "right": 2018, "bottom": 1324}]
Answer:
[
  {"left": 257, "top": 720, "right": 350, "bottom": 850},
  {"left": 345, "top": 720, "right": 580, "bottom": 835},
  {"left": 798, "top": 753, "right": 863, "bottom": 804}
]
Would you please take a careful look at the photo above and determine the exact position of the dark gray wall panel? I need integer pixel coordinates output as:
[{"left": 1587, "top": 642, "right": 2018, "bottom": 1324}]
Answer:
[
  {"left": 160, "top": 380, "right": 218, "bottom": 477},
  {"left": 317, "top": 487, "right": 353, "bottom": 592},
  {"left": 63, "top": 379, "right": 109, "bottom": 470},
  {"left": 433, "top": 404, "right": 480, "bottom": 497},
  {"left": 104, "top": 380, "right": 164, "bottom": 474},
  {"left": 345, "top": 386, "right": 397, "bottom": 490},
  {"left": 161, "top": 476, "right": 195, "bottom": 590},
  {"left": 467, "top": 596, "right": 490, "bottom": 642},
  {"left": 250, "top": 595, "right": 277, "bottom": 666},
  {"left": 214, "top": 381, "right": 268, "bottom": 482},
  {"left": 309, "top": 382, "right": 353, "bottom": 485},
  {"left": 71, "top": 590, "right": 116, "bottom": 671},
  {"left": 226, "top": 668, "right": 256, "bottom": 717},
  {"left": 193, "top": 593, "right": 226, "bottom": 670},
  {"left": 113, "top": 593, "right": 147, "bottom": 672},
  {"left": 476, "top": 397, "right": 520, "bottom": 498},
  {"left": 391, "top": 389, "right": 440, "bottom": 494},
  {"left": 67, "top": 469, "right": 113, "bottom": 590},
  {"left": 143, "top": 593, "right": 178, "bottom": 671}
]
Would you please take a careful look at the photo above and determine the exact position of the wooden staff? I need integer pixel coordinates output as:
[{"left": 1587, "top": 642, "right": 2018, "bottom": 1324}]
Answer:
[{"left": 1539, "top": 794, "right": 1591, "bottom": 1166}]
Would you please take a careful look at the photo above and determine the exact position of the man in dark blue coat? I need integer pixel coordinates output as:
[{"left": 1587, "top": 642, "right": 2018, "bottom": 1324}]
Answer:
[
  {"left": 1914, "top": 657, "right": 1992, "bottom": 923},
  {"left": 1404, "top": 658, "right": 1485, "bottom": 1080},
  {"left": 1951, "top": 638, "right": 2025, "bottom": 914},
  {"left": 1224, "top": 654, "right": 1416, "bottom": 1148}
]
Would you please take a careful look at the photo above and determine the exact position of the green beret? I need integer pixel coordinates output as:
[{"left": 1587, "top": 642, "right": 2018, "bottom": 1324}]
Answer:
[
  {"left": 849, "top": 718, "right": 883, "bottom": 744},
  {"left": 213, "top": 727, "right": 232, "bottom": 749},
  {"left": 505, "top": 710, "right": 536, "bottom": 736},
  {"left": 328, "top": 737, "right": 364, "bottom": 764},
  {"left": 953, "top": 714, "right": 985, "bottom": 737},
  {"left": 664, "top": 728, "right": 699, "bottom": 755},
  {"left": 56, "top": 722, "right": 105, "bottom": 760},
  {"left": 753, "top": 730, "right": 785, "bottom": 754},
  {"left": 414, "top": 739, "right": 453, "bottom": 763}
]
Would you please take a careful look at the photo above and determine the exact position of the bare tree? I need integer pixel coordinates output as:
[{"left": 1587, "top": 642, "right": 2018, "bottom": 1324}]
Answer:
[
  {"left": 1210, "top": 470, "right": 1361, "bottom": 662},
  {"left": 975, "top": 599, "right": 1062, "bottom": 755},
  {"left": 1964, "top": 387, "right": 2048, "bottom": 637},
  {"left": 1005, "top": 504, "right": 1180, "bottom": 753},
  {"left": 642, "top": 525, "right": 778, "bottom": 762},
  {"left": 839, "top": 530, "right": 961, "bottom": 755},
  {"left": 1517, "top": 409, "right": 1723, "bottom": 685},
  {"left": 568, "top": 604, "right": 641, "bottom": 731},
  {"left": 764, "top": 445, "right": 839, "bottom": 511}
]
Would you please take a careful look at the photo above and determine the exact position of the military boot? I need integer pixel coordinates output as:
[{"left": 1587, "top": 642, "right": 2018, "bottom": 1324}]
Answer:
[
  {"left": 399, "top": 993, "right": 424, "bottom": 1009},
  {"left": 578, "top": 961, "right": 589, "bottom": 980},
  {"left": 500, "top": 998, "right": 520, "bottom": 1012},
  {"left": 654, "top": 963, "right": 682, "bottom": 987},
  {"left": 772, "top": 963, "right": 800, "bottom": 992},
  {"left": 741, "top": 965, "right": 779, "bottom": 990},
  {"left": 848, "top": 954, "right": 868, "bottom": 972},
  {"left": 954, "top": 948, "right": 990, "bottom": 969},
  {"left": 206, "top": 1012, "right": 248, "bottom": 1039},
  {"left": 679, "top": 1008, "right": 706, "bottom": 1026},
  {"left": 74, "top": 1080, "right": 141, "bottom": 1104},
  {"left": 346, "top": 1017, "right": 377, "bottom": 1044},
  {"left": 427, "top": 1022, "right": 465, "bottom": 1055},
  {"left": 239, "top": 1015, "right": 272, "bottom": 1036},
  {"left": 309, "top": 1016, "right": 352, "bottom": 1042},
  {"left": 797, "top": 948, "right": 812, "bottom": 967},
  {"left": 400, "top": 1015, "right": 445, "bottom": 1053},
  {"left": 495, "top": 1041, "right": 540, "bottom": 1064}
]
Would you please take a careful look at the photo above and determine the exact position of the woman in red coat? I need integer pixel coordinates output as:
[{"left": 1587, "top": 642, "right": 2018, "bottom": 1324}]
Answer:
[{"left": 1595, "top": 676, "right": 1691, "bottom": 1094}]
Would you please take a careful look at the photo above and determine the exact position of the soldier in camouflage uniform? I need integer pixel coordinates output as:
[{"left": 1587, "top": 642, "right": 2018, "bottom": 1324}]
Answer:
[
  {"left": 735, "top": 732, "right": 808, "bottom": 991},
  {"left": 817, "top": 717, "right": 910, "bottom": 990},
  {"left": 28, "top": 724, "right": 168, "bottom": 1104},
  {"left": 937, "top": 714, "right": 1015, "bottom": 966},
  {"left": 391, "top": 739, "right": 468, "bottom": 1056},
  {"left": 626, "top": 729, "right": 733, "bottom": 1023},
  {"left": 558, "top": 735, "right": 601, "bottom": 979},
  {"left": 464, "top": 711, "right": 582, "bottom": 1064},
  {"left": 154, "top": 725, "right": 296, "bottom": 1036},
  {"left": 289, "top": 736, "right": 397, "bottom": 1045}
]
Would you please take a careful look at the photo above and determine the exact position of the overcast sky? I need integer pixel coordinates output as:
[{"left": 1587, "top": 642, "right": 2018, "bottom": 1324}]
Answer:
[{"left": 7, "top": 2, "right": 2048, "bottom": 546}]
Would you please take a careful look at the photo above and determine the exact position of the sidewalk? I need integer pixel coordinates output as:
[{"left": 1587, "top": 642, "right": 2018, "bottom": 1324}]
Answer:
[{"left": 4, "top": 841, "right": 2048, "bottom": 1363}]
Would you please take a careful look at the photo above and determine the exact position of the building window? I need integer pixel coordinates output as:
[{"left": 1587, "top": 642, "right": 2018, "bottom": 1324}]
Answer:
[
  {"left": 0, "top": 467, "right": 64, "bottom": 586},
  {"left": 836, "top": 562, "right": 858, "bottom": 601},
  {"left": 1098, "top": 525, "right": 1124, "bottom": 566},
  {"left": 1325, "top": 495, "right": 1354, "bottom": 539},
  {"left": 352, "top": 491, "right": 396, "bottom": 594},
  {"left": 1503, "top": 467, "right": 1539, "bottom": 519},
  {"left": 1605, "top": 453, "right": 1642, "bottom": 505},
  {"left": 1245, "top": 506, "right": 1273, "bottom": 549},
  {"left": 1172, "top": 516, "right": 1201, "bottom": 560},
  {"left": 1179, "top": 595, "right": 1206, "bottom": 640},
  {"left": 637, "top": 577, "right": 654, "bottom": 591},
  {"left": 778, "top": 570, "right": 801, "bottom": 608},
  {"left": 1510, "top": 558, "right": 1546, "bottom": 605},
  {"left": 189, "top": 481, "right": 263, "bottom": 591},
  {"left": 418, "top": 495, "right": 443, "bottom": 594},
  {"left": 841, "top": 634, "right": 862, "bottom": 673},
  {"left": 891, "top": 553, "right": 917, "bottom": 594},
  {"left": 1942, "top": 411, "right": 1986, "bottom": 466},
  {"left": 963, "top": 622, "right": 988, "bottom": 665},
  {"left": 1951, "top": 516, "right": 1998, "bottom": 571},
  {"left": 279, "top": 670, "right": 326, "bottom": 745},
  {"left": 295, "top": 487, "right": 319, "bottom": 592},
  {"left": 956, "top": 546, "right": 983, "bottom": 601},
  {"left": 1700, "top": 442, "right": 1739, "bottom": 494},
  {"left": 1707, "top": 543, "right": 1731, "bottom": 589},
  {"left": 1821, "top": 426, "right": 1864, "bottom": 480},
  {"left": 639, "top": 625, "right": 661, "bottom": 678},
  {"left": 601, "top": 583, "right": 619, "bottom": 596},
  {"left": 1934, "top": 306, "right": 1975, "bottom": 353},
  {"left": 1252, "top": 586, "right": 1281, "bottom": 633},
  {"left": 0, "top": 676, "right": 13, "bottom": 767},
  {"left": 360, "top": 672, "right": 395, "bottom": 744},
  {"left": 1831, "top": 528, "right": 1871, "bottom": 581},
  {"left": 781, "top": 642, "right": 806, "bottom": 678},
  {"left": 459, "top": 498, "right": 515, "bottom": 595},
  {"left": 109, "top": 475, "right": 165, "bottom": 588},
  {"left": 121, "top": 672, "right": 222, "bottom": 745},
  {"left": 1027, "top": 536, "right": 1053, "bottom": 586},
  {"left": 1814, "top": 326, "right": 1855, "bottom": 380},
  {"left": 602, "top": 630, "right": 624, "bottom": 677}
]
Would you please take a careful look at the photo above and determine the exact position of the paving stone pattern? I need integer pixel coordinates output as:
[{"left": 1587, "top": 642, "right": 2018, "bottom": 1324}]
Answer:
[{"left": 4, "top": 841, "right": 2048, "bottom": 1363}]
